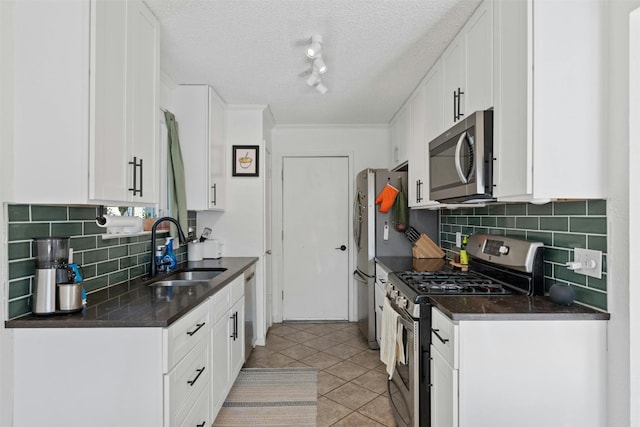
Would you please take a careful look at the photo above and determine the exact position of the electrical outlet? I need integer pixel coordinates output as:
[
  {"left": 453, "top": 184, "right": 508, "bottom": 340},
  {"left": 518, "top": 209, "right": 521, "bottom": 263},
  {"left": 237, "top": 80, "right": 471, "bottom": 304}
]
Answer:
[
  {"left": 456, "top": 232, "right": 462, "bottom": 248},
  {"left": 573, "top": 248, "right": 602, "bottom": 279}
]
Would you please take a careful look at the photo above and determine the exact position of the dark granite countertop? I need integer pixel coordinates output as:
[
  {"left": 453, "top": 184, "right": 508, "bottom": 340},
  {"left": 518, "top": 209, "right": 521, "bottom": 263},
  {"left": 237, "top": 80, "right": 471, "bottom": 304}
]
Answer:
[
  {"left": 5, "top": 257, "right": 258, "bottom": 329},
  {"left": 430, "top": 295, "right": 610, "bottom": 321}
]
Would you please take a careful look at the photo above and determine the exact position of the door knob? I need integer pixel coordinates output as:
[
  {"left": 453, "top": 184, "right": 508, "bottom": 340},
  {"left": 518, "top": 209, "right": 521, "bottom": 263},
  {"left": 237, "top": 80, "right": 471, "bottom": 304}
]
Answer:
[{"left": 335, "top": 245, "right": 347, "bottom": 251}]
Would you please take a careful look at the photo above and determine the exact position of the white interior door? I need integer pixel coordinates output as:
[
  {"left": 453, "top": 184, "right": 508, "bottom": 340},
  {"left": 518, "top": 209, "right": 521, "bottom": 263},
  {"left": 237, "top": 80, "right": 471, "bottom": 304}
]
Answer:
[{"left": 282, "top": 156, "right": 349, "bottom": 320}]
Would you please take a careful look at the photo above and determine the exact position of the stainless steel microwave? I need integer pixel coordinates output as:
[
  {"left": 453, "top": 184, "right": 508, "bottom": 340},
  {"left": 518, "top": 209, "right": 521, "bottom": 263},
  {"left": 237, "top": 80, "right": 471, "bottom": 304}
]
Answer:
[{"left": 429, "top": 109, "right": 494, "bottom": 203}]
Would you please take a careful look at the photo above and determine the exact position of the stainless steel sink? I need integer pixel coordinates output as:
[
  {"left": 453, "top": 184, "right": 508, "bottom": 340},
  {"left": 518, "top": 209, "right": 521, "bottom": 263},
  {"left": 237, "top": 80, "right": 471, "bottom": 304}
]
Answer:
[
  {"left": 168, "top": 270, "right": 226, "bottom": 281},
  {"left": 149, "top": 279, "right": 210, "bottom": 288}
]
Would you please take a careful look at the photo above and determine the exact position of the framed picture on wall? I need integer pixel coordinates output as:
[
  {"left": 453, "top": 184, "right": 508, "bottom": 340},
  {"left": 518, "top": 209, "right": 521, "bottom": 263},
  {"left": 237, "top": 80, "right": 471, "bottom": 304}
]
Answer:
[{"left": 232, "top": 145, "right": 259, "bottom": 177}]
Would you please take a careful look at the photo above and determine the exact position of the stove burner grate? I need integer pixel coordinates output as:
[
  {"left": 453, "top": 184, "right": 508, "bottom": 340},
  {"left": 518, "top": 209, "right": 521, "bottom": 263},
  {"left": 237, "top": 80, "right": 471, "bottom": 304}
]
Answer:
[{"left": 396, "top": 271, "right": 510, "bottom": 295}]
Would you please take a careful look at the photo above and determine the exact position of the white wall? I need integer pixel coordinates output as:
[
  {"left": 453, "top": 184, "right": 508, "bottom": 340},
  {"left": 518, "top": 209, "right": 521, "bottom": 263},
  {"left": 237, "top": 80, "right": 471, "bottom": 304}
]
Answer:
[
  {"left": 608, "top": 1, "right": 638, "bottom": 426},
  {"left": 198, "top": 106, "right": 270, "bottom": 345},
  {"left": 270, "top": 125, "right": 390, "bottom": 322},
  {"left": 0, "top": 1, "right": 13, "bottom": 425}
]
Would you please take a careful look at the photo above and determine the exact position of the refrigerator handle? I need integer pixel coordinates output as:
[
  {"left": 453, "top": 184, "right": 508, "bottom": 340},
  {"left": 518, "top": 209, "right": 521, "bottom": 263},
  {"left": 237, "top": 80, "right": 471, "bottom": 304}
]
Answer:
[{"left": 354, "top": 269, "right": 372, "bottom": 283}]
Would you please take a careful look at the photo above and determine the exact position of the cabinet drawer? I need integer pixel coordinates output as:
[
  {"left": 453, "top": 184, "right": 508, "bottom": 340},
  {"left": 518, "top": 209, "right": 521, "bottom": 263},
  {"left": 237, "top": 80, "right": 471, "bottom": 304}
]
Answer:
[
  {"left": 211, "top": 285, "right": 231, "bottom": 324},
  {"left": 230, "top": 274, "right": 244, "bottom": 305},
  {"left": 165, "top": 301, "right": 209, "bottom": 372},
  {"left": 166, "top": 339, "right": 210, "bottom": 427},
  {"left": 179, "top": 382, "right": 211, "bottom": 427},
  {"left": 431, "top": 307, "right": 458, "bottom": 368}
]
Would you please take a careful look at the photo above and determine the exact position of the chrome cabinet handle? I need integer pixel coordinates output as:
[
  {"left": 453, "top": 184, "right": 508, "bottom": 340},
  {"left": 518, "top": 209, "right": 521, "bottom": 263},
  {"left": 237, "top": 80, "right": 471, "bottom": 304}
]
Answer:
[
  {"left": 187, "top": 367, "right": 205, "bottom": 386},
  {"left": 186, "top": 322, "right": 206, "bottom": 337},
  {"left": 432, "top": 328, "right": 450, "bottom": 344}
]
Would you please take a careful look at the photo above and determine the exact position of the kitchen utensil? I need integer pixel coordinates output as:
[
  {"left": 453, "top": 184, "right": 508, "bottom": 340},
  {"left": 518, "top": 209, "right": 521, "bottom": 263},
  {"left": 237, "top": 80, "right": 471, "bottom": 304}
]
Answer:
[
  {"left": 199, "top": 227, "right": 212, "bottom": 242},
  {"left": 57, "top": 283, "right": 83, "bottom": 312},
  {"left": 404, "top": 226, "right": 421, "bottom": 243},
  {"left": 188, "top": 242, "right": 204, "bottom": 261}
]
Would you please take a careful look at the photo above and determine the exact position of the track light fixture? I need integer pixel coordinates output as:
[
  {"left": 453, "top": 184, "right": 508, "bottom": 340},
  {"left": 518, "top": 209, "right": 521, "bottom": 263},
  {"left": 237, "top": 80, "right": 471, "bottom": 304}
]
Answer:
[
  {"left": 305, "top": 35, "right": 323, "bottom": 59},
  {"left": 306, "top": 71, "right": 321, "bottom": 87},
  {"left": 315, "top": 82, "right": 328, "bottom": 95},
  {"left": 313, "top": 57, "right": 327, "bottom": 74},
  {"left": 304, "top": 34, "right": 328, "bottom": 94}
]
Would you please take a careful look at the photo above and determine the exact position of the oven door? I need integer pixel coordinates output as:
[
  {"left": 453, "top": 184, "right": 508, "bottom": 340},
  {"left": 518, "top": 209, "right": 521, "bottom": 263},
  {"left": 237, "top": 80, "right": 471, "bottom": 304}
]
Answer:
[{"left": 387, "top": 301, "right": 420, "bottom": 427}]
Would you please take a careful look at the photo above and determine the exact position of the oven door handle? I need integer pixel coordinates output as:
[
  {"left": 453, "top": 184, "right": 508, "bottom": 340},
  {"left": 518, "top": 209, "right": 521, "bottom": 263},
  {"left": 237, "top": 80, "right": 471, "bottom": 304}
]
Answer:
[{"left": 387, "top": 297, "right": 415, "bottom": 328}]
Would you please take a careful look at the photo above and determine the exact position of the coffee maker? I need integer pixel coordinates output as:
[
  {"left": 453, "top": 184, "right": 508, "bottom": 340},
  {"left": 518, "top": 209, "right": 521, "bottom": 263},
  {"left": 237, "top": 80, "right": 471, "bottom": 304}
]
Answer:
[{"left": 33, "top": 237, "right": 83, "bottom": 315}]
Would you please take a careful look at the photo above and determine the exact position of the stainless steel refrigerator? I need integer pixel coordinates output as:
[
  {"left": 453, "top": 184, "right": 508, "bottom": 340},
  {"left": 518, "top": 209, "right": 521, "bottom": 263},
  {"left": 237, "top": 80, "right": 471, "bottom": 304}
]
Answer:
[{"left": 353, "top": 168, "right": 438, "bottom": 349}]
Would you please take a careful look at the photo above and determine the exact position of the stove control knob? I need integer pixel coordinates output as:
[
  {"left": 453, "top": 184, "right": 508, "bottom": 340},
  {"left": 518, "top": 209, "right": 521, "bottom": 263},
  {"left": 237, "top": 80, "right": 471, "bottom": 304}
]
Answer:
[
  {"left": 390, "top": 290, "right": 399, "bottom": 299},
  {"left": 385, "top": 283, "right": 394, "bottom": 293},
  {"left": 397, "top": 297, "right": 407, "bottom": 309},
  {"left": 499, "top": 245, "right": 509, "bottom": 255}
]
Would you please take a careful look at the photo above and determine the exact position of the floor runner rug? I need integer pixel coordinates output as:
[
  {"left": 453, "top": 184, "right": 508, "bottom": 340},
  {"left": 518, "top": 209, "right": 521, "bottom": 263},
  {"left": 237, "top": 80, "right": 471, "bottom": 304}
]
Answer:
[{"left": 213, "top": 367, "right": 318, "bottom": 426}]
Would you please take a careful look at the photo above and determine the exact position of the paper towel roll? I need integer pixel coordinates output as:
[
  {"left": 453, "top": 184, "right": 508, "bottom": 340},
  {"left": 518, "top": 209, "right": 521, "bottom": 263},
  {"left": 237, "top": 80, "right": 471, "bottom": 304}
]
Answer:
[{"left": 96, "top": 215, "right": 143, "bottom": 234}]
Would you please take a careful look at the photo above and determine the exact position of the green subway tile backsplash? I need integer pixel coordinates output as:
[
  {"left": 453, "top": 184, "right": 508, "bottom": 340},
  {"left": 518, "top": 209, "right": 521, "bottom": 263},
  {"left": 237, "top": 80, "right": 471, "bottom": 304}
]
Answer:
[
  {"left": 440, "top": 200, "right": 607, "bottom": 311},
  {"left": 8, "top": 205, "right": 30, "bottom": 221},
  {"left": 31, "top": 205, "right": 68, "bottom": 221},
  {"left": 5, "top": 204, "right": 189, "bottom": 319}
]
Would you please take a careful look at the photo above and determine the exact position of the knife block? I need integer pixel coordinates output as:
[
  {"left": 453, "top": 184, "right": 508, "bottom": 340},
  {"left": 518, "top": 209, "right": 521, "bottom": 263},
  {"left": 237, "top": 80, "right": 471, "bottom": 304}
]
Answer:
[{"left": 412, "top": 234, "right": 445, "bottom": 259}]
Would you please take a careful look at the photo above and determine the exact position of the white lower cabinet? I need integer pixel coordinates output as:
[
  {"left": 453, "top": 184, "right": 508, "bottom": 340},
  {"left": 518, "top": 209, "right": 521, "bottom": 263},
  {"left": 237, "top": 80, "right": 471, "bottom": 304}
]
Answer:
[
  {"left": 211, "top": 274, "right": 246, "bottom": 420},
  {"left": 165, "top": 339, "right": 210, "bottom": 427},
  {"left": 430, "top": 346, "right": 458, "bottom": 427},
  {"left": 12, "top": 276, "right": 248, "bottom": 427},
  {"left": 374, "top": 263, "right": 390, "bottom": 347},
  {"left": 430, "top": 307, "right": 607, "bottom": 427}
]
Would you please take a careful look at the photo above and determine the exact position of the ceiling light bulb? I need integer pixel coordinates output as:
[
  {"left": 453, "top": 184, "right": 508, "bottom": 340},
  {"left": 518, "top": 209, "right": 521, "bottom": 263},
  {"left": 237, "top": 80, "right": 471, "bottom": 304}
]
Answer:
[
  {"left": 313, "top": 57, "right": 327, "bottom": 74},
  {"left": 306, "top": 71, "right": 321, "bottom": 87},
  {"left": 315, "top": 82, "right": 328, "bottom": 95},
  {"left": 305, "top": 35, "right": 323, "bottom": 59}
]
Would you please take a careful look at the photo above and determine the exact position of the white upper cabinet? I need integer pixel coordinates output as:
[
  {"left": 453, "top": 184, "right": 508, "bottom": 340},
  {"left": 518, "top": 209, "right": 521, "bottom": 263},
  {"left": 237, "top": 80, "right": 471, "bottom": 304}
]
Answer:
[
  {"left": 11, "top": 0, "right": 91, "bottom": 204},
  {"left": 90, "top": 0, "right": 160, "bottom": 205},
  {"left": 408, "top": 87, "right": 426, "bottom": 207},
  {"left": 464, "top": 0, "right": 493, "bottom": 115},
  {"left": 441, "top": 33, "right": 466, "bottom": 130},
  {"left": 424, "top": 62, "right": 445, "bottom": 144},
  {"left": 11, "top": 0, "right": 159, "bottom": 206},
  {"left": 390, "top": 104, "right": 409, "bottom": 170},
  {"left": 442, "top": 0, "right": 493, "bottom": 131},
  {"left": 404, "top": 1, "right": 490, "bottom": 208},
  {"left": 493, "top": 0, "right": 606, "bottom": 202},
  {"left": 174, "top": 85, "right": 227, "bottom": 211}
]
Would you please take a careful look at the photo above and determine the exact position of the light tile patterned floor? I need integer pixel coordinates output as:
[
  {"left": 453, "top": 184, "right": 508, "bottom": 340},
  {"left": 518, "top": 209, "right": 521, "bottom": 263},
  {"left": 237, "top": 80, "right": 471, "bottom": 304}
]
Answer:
[{"left": 244, "top": 322, "right": 396, "bottom": 427}]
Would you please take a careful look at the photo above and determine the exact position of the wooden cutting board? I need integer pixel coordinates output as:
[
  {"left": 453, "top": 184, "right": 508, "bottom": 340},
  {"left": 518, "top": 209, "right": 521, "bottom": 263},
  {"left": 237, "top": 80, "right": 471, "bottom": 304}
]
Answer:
[{"left": 412, "top": 233, "right": 445, "bottom": 259}]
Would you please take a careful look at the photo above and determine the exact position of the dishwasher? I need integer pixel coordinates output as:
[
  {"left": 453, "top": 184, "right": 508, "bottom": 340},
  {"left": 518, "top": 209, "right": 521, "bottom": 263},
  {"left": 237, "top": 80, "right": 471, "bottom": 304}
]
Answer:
[{"left": 244, "top": 264, "right": 256, "bottom": 361}]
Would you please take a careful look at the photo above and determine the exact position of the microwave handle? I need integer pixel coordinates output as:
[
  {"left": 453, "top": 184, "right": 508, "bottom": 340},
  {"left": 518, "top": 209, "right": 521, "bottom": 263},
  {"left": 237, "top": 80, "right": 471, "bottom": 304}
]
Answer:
[{"left": 454, "top": 131, "right": 469, "bottom": 183}]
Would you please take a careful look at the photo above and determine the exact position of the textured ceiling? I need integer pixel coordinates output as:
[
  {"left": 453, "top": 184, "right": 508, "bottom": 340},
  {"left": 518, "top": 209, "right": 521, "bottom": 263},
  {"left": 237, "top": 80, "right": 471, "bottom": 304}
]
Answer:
[{"left": 145, "top": 0, "right": 482, "bottom": 125}]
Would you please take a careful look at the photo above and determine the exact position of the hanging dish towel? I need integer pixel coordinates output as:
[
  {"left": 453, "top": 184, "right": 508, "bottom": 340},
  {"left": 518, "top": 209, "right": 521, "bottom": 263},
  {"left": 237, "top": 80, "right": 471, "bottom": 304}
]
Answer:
[
  {"left": 381, "top": 297, "right": 403, "bottom": 379},
  {"left": 393, "top": 178, "right": 409, "bottom": 232},
  {"left": 375, "top": 183, "right": 399, "bottom": 213}
]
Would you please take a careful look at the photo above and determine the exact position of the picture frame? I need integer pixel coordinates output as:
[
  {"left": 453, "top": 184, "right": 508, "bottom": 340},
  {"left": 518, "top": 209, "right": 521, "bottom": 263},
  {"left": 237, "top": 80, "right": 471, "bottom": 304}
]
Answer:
[{"left": 232, "top": 145, "right": 259, "bottom": 177}]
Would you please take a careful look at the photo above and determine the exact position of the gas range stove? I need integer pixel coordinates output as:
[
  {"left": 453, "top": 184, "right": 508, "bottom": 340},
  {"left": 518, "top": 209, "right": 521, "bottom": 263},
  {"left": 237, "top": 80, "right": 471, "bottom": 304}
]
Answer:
[
  {"left": 386, "top": 234, "right": 545, "bottom": 318},
  {"left": 384, "top": 234, "right": 545, "bottom": 427}
]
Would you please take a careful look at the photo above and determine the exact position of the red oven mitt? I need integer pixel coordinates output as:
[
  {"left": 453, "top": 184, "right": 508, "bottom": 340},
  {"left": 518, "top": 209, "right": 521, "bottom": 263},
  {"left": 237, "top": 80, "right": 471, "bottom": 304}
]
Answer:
[{"left": 375, "top": 183, "right": 399, "bottom": 213}]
